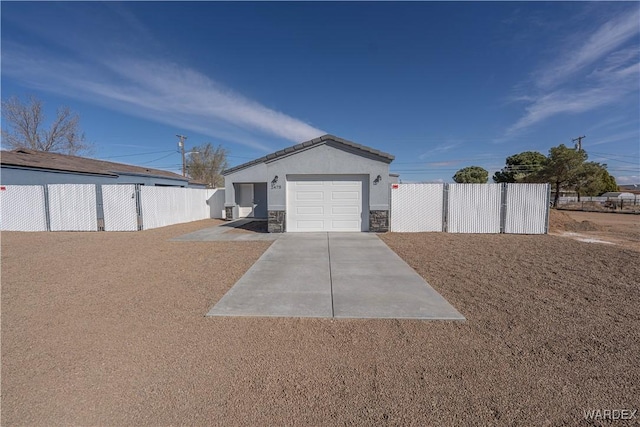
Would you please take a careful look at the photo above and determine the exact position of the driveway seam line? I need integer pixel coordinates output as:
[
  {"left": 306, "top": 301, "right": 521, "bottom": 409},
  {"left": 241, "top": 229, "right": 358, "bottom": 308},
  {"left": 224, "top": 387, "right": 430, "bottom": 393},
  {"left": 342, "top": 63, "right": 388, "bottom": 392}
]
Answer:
[{"left": 327, "top": 233, "right": 335, "bottom": 318}]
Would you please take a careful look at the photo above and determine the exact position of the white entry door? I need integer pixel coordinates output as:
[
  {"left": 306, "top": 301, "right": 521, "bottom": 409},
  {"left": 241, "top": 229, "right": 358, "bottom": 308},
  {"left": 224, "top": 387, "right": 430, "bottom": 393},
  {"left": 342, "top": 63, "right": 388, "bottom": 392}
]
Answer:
[{"left": 286, "top": 175, "right": 368, "bottom": 232}]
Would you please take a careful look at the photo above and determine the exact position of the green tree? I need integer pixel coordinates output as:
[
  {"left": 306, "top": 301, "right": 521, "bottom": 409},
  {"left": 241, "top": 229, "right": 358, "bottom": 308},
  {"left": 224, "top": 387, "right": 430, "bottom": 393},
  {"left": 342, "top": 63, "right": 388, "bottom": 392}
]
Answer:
[
  {"left": 571, "top": 162, "right": 618, "bottom": 200},
  {"left": 453, "top": 166, "right": 489, "bottom": 183},
  {"left": 601, "top": 170, "right": 618, "bottom": 193},
  {"left": 535, "top": 144, "right": 587, "bottom": 207},
  {"left": 1, "top": 95, "right": 91, "bottom": 155},
  {"left": 493, "top": 151, "right": 546, "bottom": 183},
  {"left": 185, "top": 143, "right": 228, "bottom": 188}
]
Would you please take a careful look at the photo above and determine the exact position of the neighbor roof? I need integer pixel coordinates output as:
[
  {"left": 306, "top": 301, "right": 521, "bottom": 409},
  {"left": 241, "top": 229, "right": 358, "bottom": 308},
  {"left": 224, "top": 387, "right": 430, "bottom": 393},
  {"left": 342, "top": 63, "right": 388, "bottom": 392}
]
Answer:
[
  {"left": 1, "top": 149, "right": 188, "bottom": 181},
  {"left": 223, "top": 134, "right": 395, "bottom": 175}
]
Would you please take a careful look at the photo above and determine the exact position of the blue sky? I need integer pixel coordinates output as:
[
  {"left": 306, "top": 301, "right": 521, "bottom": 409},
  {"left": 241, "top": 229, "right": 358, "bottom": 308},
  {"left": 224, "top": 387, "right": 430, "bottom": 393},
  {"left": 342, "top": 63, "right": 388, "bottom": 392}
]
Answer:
[{"left": 2, "top": 2, "right": 639, "bottom": 184}]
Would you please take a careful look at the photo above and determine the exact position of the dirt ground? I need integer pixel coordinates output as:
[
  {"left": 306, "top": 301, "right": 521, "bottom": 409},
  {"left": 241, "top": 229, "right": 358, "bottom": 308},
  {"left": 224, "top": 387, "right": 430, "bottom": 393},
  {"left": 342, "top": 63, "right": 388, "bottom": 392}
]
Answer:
[
  {"left": 549, "top": 209, "right": 640, "bottom": 251},
  {"left": 2, "top": 217, "right": 639, "bottom": 426}
]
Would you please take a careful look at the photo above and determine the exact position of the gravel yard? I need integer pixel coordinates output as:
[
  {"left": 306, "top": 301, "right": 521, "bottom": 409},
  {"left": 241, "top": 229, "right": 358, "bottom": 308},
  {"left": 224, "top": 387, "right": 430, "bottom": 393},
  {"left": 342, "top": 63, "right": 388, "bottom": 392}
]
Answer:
[{"left": 2, "top": 214, "right": 639, "bottom": 426}]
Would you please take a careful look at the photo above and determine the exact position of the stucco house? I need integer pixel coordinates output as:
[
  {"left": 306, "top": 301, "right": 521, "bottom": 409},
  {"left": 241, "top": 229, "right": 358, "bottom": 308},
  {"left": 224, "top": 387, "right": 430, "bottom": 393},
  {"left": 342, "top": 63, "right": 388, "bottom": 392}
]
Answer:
[
  {"left": 0, "top": 149, "right": 206, "bottom": 188},
  {"left": 222, "top": 134, "right": 395, "bottom": 233}
]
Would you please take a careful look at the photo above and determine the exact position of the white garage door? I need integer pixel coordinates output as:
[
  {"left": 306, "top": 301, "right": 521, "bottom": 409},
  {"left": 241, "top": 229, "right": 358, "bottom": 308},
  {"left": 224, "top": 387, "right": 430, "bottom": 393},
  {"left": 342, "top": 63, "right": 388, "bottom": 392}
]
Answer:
[{"left": 287, "top": 175, "right": 368, "bottom": 232}]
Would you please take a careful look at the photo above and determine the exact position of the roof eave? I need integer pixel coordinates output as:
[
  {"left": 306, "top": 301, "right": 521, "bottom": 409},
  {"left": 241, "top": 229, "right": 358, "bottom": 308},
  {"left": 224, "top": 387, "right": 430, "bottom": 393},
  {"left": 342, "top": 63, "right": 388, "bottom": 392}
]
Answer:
[
  {"left": 222, "top": 134, "right": 394, "bottom": 175},
  {"left": 1, "top": 163, "right": 118, "bottom": 177}
]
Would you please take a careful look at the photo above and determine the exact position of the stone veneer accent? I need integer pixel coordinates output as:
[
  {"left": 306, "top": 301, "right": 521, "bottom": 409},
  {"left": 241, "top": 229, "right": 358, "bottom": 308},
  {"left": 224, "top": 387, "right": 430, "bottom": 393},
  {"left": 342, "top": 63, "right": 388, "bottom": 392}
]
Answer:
[
  {"left": 268, "top": 210, "right": 286, "bottom": 233},
  {"left": 224, "top": 206, "right": 234, "bottom": 221},
  {"left": 369, "top": 210, "right": 389, "bottom": 232}
]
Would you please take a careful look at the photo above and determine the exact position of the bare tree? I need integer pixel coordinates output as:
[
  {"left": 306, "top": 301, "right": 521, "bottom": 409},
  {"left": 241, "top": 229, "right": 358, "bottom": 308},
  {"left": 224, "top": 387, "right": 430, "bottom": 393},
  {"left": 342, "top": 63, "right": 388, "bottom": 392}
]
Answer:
[
  {"left": 185, "top": 143, "right": 228, "bottom": 188},
  {"left": 1, "top": 95, "right": 91, "bottom": 155}
]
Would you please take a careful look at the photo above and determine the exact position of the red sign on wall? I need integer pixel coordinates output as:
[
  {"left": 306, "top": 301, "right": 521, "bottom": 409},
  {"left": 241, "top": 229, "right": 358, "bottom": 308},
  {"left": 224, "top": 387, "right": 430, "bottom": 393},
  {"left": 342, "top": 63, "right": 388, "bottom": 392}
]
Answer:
[
  {"left": 0, "top": 186, "right": 6, "bottom": 191},
  {"left": 391, "top": 184, "right": 399, "bottom": 189}
]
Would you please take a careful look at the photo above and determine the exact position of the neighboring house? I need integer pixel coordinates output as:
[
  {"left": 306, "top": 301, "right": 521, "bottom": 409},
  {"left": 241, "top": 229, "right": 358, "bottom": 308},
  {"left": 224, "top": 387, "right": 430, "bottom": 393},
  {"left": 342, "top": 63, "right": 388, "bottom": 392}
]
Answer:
[
  {"left": 1, "top": 149, "right": 205, "bottom": 188},
  {"left": 618, "top": 184, "right": 640, "bottom": 195},
  {"left": 600, "top": 192, "right": 636, "bottom": 199},
  {"left": 222, "top": 134, "right": 396, "bottom": 233}
]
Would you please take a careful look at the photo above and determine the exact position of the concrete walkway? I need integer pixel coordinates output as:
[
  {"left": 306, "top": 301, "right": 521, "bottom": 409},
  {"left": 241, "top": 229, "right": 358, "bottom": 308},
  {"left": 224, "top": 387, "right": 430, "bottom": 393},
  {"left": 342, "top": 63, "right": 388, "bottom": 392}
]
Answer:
[
  {"left": 171, "top": 219, "right": 278, "bottom": 241},
  {"left": 207, "top": 233, "right": 465, "bottom": 320}
]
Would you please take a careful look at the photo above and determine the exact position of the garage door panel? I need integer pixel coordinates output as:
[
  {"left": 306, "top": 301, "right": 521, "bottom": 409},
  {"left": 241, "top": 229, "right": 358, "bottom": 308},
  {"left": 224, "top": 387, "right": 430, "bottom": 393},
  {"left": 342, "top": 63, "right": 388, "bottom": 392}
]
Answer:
[
  {"left": 297, "top": 206, "right": 324, "bottom": 214},
  {"left": 296, "top": 191, "right": 324, "bottom": 201},
  {"left": 287, "top": 175, "right": 367, "bottom": 232},
  {"left": 331, "top": 191, "right": 359, "bottom": 200},
  {"left": 295, "top": 181, "right": 323, "bottom": 187},
  {"left": 332, "top": 206, "right": 359, "bottom": 215},
  {"left": 297, "top": 220, "right": 324, "bottom": 231}
]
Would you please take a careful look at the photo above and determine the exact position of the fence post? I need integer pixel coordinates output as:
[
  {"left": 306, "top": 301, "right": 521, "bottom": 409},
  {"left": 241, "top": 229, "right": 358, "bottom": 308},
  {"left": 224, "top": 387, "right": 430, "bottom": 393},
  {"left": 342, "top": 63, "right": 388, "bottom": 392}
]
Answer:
[
  {"left": 442, "top": 183, "right": 449, "bottom": 232},
  {"left": 499, "top": 183, "right": 507, "bottom": 234},
  {"left": 544, "top": 183, "right": 551, "bottom": 234},
  {"left": 95, "top": 184, "right": 105, "bottom": 231},
  {"left": 388, "top": 182, "right": 392, "bottom": 232},
  {"left": 43, "top": 184, "right": 51, "bottom": 232},
  {"left": 135, "top": 184, "right": 144, "bottom": 231}
]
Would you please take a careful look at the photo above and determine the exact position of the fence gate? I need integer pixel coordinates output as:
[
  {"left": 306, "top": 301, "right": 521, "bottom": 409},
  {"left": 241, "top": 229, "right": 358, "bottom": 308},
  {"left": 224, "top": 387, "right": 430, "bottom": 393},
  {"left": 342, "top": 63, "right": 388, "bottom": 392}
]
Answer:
[
  {"left": 48, "top": 184, "right": 98, "bottom": 231},
  {"left": 102, "top": 185, "right": 139, "bottom": 231},
  {"left": 390, "top": 183, "right": 444, "bottom": 232},
  {"left": 0, "top": 185, "right": 49, "bottom": 231},
  {"left": 504, "top": 183, "right": 550, "bottom": 234},
  {"left": 447, "top": 184, "right": 502, "bottom": 233}
]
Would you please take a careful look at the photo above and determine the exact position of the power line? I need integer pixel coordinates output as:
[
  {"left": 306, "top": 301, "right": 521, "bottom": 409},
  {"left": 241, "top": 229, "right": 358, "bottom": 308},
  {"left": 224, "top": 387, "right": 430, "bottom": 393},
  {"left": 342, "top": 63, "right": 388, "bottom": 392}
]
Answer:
[
  {"left": 98, "top": 150, "right": 175, "bottom": 160},
  {"left": 139, "top": 152, "right": 176, "bottom": 165},
  {"left": 590, "top": 151, "right": 639, "bottom": 159},
  {"left": 590, "top": 156, "right": 640, "bottom": 165}
]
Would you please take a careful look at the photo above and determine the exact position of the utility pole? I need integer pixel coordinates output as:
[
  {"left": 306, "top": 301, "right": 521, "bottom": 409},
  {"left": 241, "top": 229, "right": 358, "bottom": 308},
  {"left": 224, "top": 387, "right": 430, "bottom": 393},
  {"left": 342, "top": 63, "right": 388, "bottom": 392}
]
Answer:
[
  {"left": 176, "top": 134, "right": 188, "bottom": 176},
  {"left": 572, "top": 135, "right": 585, "bottom": 151}
]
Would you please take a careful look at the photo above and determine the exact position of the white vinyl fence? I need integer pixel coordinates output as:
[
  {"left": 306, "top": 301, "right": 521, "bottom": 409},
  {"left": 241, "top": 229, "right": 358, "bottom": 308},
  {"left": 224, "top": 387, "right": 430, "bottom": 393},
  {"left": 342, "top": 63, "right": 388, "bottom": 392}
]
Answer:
[
  {"left": 391, "top": 183, "right": 550, "bottom": 234},
  {"left": 0, "top": 184, "right": 224, "bottom": 232},
  {"left": 447, "top": 184, "right": 502, "bottom": 233},
  {"left": 504, "top": 184, "right": 549, "bottom": 234},
  {"left": 48, "top": 184, "right": 98, "bottom": 231},
  {"left": 0, "top": 185, "right": 48, "bottom": 231},
  {"left": 140, "top": 187, "right": 216, "bottom": 230},
  {"left": 390, "top": 183, "right": 444, "bottom": 232},
  {"left": 102, "top": 184, "right": 139, "bottom": 231}
]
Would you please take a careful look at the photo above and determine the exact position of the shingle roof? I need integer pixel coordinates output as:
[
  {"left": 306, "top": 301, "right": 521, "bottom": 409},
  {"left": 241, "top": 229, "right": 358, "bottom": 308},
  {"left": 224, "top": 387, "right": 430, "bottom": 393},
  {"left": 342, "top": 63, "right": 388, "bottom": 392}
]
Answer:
[
  {"left": 1, "top": 149, "right": 188, "bottom": 181},
  {"left": 223, "top": 134, "right": 395, "bottom": 175}
]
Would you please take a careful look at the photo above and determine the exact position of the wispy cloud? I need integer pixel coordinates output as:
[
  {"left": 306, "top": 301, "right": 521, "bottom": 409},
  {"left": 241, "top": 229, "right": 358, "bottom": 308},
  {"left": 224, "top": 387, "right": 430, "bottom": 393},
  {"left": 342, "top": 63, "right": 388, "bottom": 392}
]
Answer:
[
  {"left": 427, "top": 161, "right": 460, "bottom": 167},
  {"left": 418, "top": 142, "right": 461, "bottom": 160},
  {"left": 535, "top": 10, "right": 640, "bottom": 90},
  {"left": 589, "top": 130, "right": 640, "bottom": 147},
  {"left": 2, "top": 44, "right": 325, "bottom": 152},
  {"left": 586, "top": 115, "right": 638, "bottom": 133},
  {"left": 503, "top": 7, "right": 640, "bottom": 138},
  {"left": 505, "top": 75, "right": 636, "bottom": 135}
]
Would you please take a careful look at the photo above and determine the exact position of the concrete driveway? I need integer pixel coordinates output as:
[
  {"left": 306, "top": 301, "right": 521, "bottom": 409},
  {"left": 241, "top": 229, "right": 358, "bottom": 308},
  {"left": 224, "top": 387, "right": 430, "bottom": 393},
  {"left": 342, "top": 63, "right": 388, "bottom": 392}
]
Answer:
[
  {"left": 207, "top": 233, "right": 464, "bottom": 320},
  {"left": 171, "top": 219, "right": 278, "bottom": 241}
]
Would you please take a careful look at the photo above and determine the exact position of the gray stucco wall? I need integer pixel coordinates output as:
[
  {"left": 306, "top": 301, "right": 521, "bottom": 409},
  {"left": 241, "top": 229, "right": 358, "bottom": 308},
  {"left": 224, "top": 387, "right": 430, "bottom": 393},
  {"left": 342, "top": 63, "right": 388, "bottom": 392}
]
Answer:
[
  {"left": 1, "top": 166, "right": 190, "bottom": 187},
  {"left": 266, "top": 143, "right": 391, "bottom": 211},
  {"left": 222, "top": 142, "right": 391, "bottom": 216},
  {"left": 223, "top": 162, "right": 268, "bottom": 207}
]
